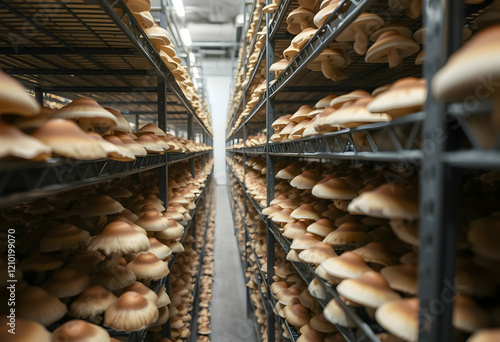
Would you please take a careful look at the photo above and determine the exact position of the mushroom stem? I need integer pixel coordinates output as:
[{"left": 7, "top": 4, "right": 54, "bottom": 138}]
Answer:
[
  {"left": 301, "top": 21, "right": 310, "bottom": 31},
  {"left": 387, "top": 49, "right": 402, "bottom": 68},
  {"left": 407, "top": 0, "right": 423, "bottom": 19},
  {"left": 353, "top": 27, "right": 368, "bottom": 55}
]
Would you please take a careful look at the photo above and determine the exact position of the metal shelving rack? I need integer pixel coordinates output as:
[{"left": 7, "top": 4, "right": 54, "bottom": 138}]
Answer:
[
  {"left": 0, "top": 0, "right": 214, "bottom": 341},
  {"left": 226, "top": 0, "right": 497, "bottom": 341}
]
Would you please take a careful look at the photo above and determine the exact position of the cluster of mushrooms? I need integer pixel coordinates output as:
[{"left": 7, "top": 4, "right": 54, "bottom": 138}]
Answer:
[
  {"left": 0, "top": 71, "right": 211, "bottom": 162},
  {"left": 120, "top": 1, "right": 213, "bottom": 134},
  {"left": 226, "top": 0, "right": 498, "bottom": 137},
  {"left": 255, "top": 161, "right": 500, "bottom": 341},
  {"left": 0, "top": 159, "right": 214, "bottom": 341},
  {"left": 226, "top": 156, "right": 268, "bottom": 208},
  {"left": 157, "top": 187, "right": 215, "bottom": 342},
  {"left": 227, "top": 133, "right": 267, "bottom": 149}
]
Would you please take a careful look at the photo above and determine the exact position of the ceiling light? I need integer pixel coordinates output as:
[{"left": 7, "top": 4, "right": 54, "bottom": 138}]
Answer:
[
  {"left": 189, "top": 52, "right": 196, "bottom": 64},
  {"left": 192, "top": 67, "right": 199, "bottom": 75},
  {"left": 235, "top": 14, "right": 244, "bottom": 25},
  {"left": 172, "top": 0, "right": 185, "bottom": 17},
  {"left": 180, "top": 28, "right": 192, "bottom": 47}
]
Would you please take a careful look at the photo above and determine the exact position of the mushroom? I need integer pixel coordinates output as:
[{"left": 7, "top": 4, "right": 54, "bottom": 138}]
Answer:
[
  {"left": 104, "top": 292, "right": 159, "bottom": 331},
  {"left": 370, "top": 24, "right": 412, "bottom": 42},
  {"left": 291, "top": 28, "right": 318, "bottom": 50},
  {"left": 115, "top": 133, "right": 147, "bottom": 156},
  {"left": 53, "top": 98, "right": 117, "bottom": 132},
  {"left": 289, "top": 119, "right": 312, "bottom": 139},
  {"left": 70, "top": 285, "right": 117, "bottom": 323},
  {"left": 270, "top": 59, "right": 290, "bottom": 78},
  {"left": 453, "top": 294, "right": 490, "bottom": 333},
  {"left": 381, "top": 264, "right": 418, "bottom": 295},
  {"left": 276, "top": 164, "right": 302, "bottom": 179},
  {"left": 40, "top": 224, "right": 91, "bottom": 253},
  {"left": 19, "top": 252, "right": 64, "bottom": 272},
  {"left": 263, "top": 0, "right": 279, "bottom": 13},
  {"left": 330, "top": 89, "right": 371, "bottom": 108},
  {"left": 91, "top": 265, "right": 137, "bottom": 291},
  {"left": 368, "top": 77, "right": 427, "bottom": 118},
  {"left": 126, "top": 252, "right": 169, "bottom": 281},
  {"left": 287, "top": 7, "right": 315, "bottom": 35},
  {"left": 117, "top": 282, "right": 158, "bottom": 304},
  {"left": 272, "top": 114, "right": 292, "bottom": 131},
  {"left": 137, "top": 122, "right": 166, "bottom": 136},
  {"left": 13, "top": 106, "right": 54, "bottom": 133},
  {"left": 306, "top": 219, "right": 336, "bottom": 237},
  {"left": 312, "top": 175, "right": 358, "bottom": 200},
  {"left": 290, "top": 170, "right": 320, "bottom": 189},
  {"left": 290, "top": 203, "right": 322, "bottom": 221},
  {"left": 297, "top": 324, "right": 326, "bottom": 342},
  {"left": 313, "top": 0, "right": 345, "bottom": 28},
  {"left": 468, "top": 329, "right": 500, "bottom": 342},
  {"left": 323, "top": 222, "right": 371, "bottom": 249},
  {"left": 375, "top": 297, "right": 419, "bottom": 342},
  {"left": 104, "top": 107, "right": 132, "bottom": 134},
  {"left": 319, "top": 251, "right": 371, "bottom": 284},
  {"left": 135, "top": 210, "right": 170, "bottom": 231},
  {"left": 123, "top": 0, "right": 151, "bottom": 12},
  {"left": 284, "top": 303, "right": 312, "bottom": 329},
  {"left": 0, "top": 317, "right": 51, "bottom": 341},
  {"left": 32, "top": 118, "right": 107, "bottom": 159},
  {"left": 290, "top": 232, "right": 323, "bottom": 250},
  {"left": 299, "top": 0, "right": 319, "bottom": 10},
  {"left": 0, "top": 121, "right": 52, "bottom": 161},
  {"left": 132, "top": 11, "right": 155, "bottom": 29},
  {"left": 389, "top": 219, "right": 419, "bottom": 247},
  {"left": 336, "top": 13, "right": 384, "bottom": 55},
  {"left": 290, "top": 105, "right": 314, "bottom": 123},
  {"left": 309, "top": 48, "right": 348, "bottom": 81},
  {"left": 365, "top": 30, "right": 420, "bottom": 68},
  {"left": 135, "top": 134, "right": 164, "bottom": 153},
  {"left": 323, "top": 298, "right": 355, "bottom": 327},
  {"left": 0, "top": 70, "right": 40, "bottom": 116},
  {"left": 144, "top": 24, "right": 171, "bottom": 51},
  {"left": 52, "top": 319, "right": 110, "bottom": 341},
  {"left": 17, "top": 286, "right": 68, "bottom": 325},
  {"left": 348, "top": 183, "right": 419, "bottom": 220},
  {"left": 388, "top": 0, "right": 422, "bottom": 18},
  {"left": 352, "top": 242, "right": 397, "bottom": 269},
  {"left": 43, "top": 268, "right": 91, "bottom": 299},
  {"left": 87, "top": 132, "right": 135, "bottom": 162},
  {"left": 432, "top": 25, "right": 500, "bottom": 128},
  {"left": 283, "top": 221, "right": 308, "bottom": 240},
  {"left": 299, "top": 242, "right": 338, "bottom": 265}
]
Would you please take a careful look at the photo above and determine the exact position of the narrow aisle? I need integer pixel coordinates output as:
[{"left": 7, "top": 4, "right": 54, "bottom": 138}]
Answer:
[{"left": 210, "top": 185, "right": 258, "bottom": 342}]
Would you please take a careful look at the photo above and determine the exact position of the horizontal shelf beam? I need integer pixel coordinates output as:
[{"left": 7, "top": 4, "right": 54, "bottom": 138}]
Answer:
[
  {"left": 0, "top": 47, "right": 139, "bottom": 55},
  {"left": 4, "top": 69, "right": 152, "bottom": 76},
  {"left": 40, "top": 86, "right": 158, "bottom": 93}
]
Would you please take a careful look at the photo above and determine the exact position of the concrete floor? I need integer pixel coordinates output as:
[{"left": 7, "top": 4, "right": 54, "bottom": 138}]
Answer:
[{"left": 209, "top": 185, "right": 258, "bottom": 342}]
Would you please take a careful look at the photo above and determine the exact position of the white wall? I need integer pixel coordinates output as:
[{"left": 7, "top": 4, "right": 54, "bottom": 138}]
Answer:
[{"left": 202, "top": 58, "right": 234, "bottom": 185}]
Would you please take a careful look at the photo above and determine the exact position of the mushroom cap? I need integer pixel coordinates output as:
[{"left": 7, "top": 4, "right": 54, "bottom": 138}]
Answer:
[
  {"left": 468, "top": 329, "right": 500, "bottom": 342},
  {"left": 279, "top": 121, "right": 298, "bottom": 137},
  {"left": 299, "top": 242, "right": 338, "bottom": 265},
  {"left": 290, "top": 170, "right": 320, "bottom": 189},
  {"left": 352, "top": 242, "right": 397, "bottom": 267},
  {"left": 104, "top": 291, "right": 159, "bottom": 331},
  {"left": 126, "top": 252, "right": 169, "bottom": 280},
  {"left": 40, "top": 224, "right": 91, "bottom": 253},
  {"left": 338, "top": 271, "right": 401, "bottom": 308},
  {"left": 347, "top": 184, "right": 419, "bottom": 220},
  {"left": 132, "top": 11, "right": 155, "bottom": 29},
  {"left": 91, "top": 265, "right": 137, "bottom": 291},
  {"left": 291, "top": 232, "right": 323, "bottom": 250},
  {"left": 375, "top": 297, "right": 419, "bottom": 342},
  {"left": 0, "top": 121, "right": 52, "bottom": 161},
  {"left": 276, "top": 165, "right": 301, "bottom": 180},
  {"left": 283, "top": 221, "right": 309, "bottom": 239},
  {"left": 468, "top": 213, "right": 500, "bottom": 260},
  {"left": 336, "top": 13, "right": 385, "bottom": 54},
  {"left": 70, "top": 285, "right": 117, "bottom": 319},
  {"left": 291, "top": 203, "right": 321, "bottom": 221},
  {"left": 306, "top": 219, "right": 336, "bottom": 237},
  {"left": 315, "top": 95, "right": 338, "bottom": 109},
  {"left": 137, "top": 122, "right": 166, "bottom": 136},
  {"left": 319, "top": 96, "right": 391, "bottom": 129},
  {"left": 389, "top": 219, "right": 419, "bottom": 247},
  {"left": 33, "top": 118, "right": 107, "bottom": 159},
  {"left": 297, "top": 324, "right": 326, "bottom": 341},
  {"left": 329, "top": 89, "right": 371, "bottom": 108},
  {"left": 156, "top": 285, "right": 171, "bottom": 308},
  {"left": 12, "top": 105, "right": 54, "bottom": 133},
  {"left": 276, "top": 286, "right": 301, "bottom": 305},
  {"left": 135, "top": 134, "right": 164, "bottom": 153},
  {"left": 0, "top": 317, "right": 51, "bottom": 342},
  {"left": 116, "top": 133, "right": 147, "bottom": 156},
  {"left": 88, "top": 220, "right": 150, "bottom": 255},
  {"left": 291, "top": 28, "right": 318, "bottom": 49},
  {"left": 0, "top": 70, "right": 41, "bottom": 116},
  {"left": 146, "top": 237, "right": 172, "bottom": 260},
  {"left": 123, "top": 0, "right": 151, "bottom": 12},
  {"left": 53, "top": 97, "right": 117, "bottom": 130},
  {"left": 322, "top": 222, "right": 371, "bottom": 248},
  {"left": 365, "top": 30, "right": 420, "bottom": 68},
  {"left": 313, "top": 0, "right": 344, "bottom": 27},
  {"left": 52, "top": 319, "right": 110, "bottom": 342},
  {"left": 284, "top": 303, "right": 312, "bottom": 328},
  {"left": 310, "top": 313, "right": 337, "bottom": 333},
  {"left": 290, "top": 105, "right": 315, "bottom": 123},
  {"left": 270, "top": 59, "right": 290, "bottom": 75},
  {"left": 19, "top": 252, "right": 64, "bottom": 272},
  {"left": 135, "top": 210, "right": 170, "bottom": 231},
  {"left": 104, "top": 107, "right": 132, "bottom": 133},
  {"left": 43, "top": 268, "right": 91, "bottom": 298},
  {"left": 308, "top": 277, "right": 327, "bottom": 300},
  {"left": 370, "top": 24, "right": 412, "bottom": 41},
  {"left": 400, "top": 251, "right": 419, "bottom": 266},
  {"left": 284, "top": 45, "right": 301, "bottom": 60},
  {"left": 81, "top": 195, "right": 125, "bottom": 216},
  {"left": 272, "top": 114, "right": 292, "bottom": 131},
  {"left": 320, "top": 251, "right": 371, "bottom": 281},
  {"left": 381, "top": 263, "right": 417, "bottom": 295},
  {"left": 367, "top": 77, "right": 427, "bottom": 118},
  {"left": 287, "top": 6, "right": 315, "bottom": 35},
  {"left": 453, "top": 295, "right": 490, "bottom": 333},
  {"left": 17, "top": 286, "right": 68, "bottom": 325},
  {"left": 312, "top": 175, "right": 358, "bottom": 200},
  {"left": 87, "top": 131, "right": 135, "bottom": 161},
  {"left": 155, "top": 223, "right": 184, "bottom": 240},
  {"left": 371, "top": 83, "right": 393, "bottom": 97},
  {"left": 117, "top": 282, "right": 158, "bottom": 304},
  {"left": 323, "top": 298, "right": 355, "bottom": 327}
]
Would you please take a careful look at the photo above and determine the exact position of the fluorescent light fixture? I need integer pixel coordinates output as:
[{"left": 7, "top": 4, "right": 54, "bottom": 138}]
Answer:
[
  {"left": 193, "top": 79, "right": 198, "bottom": 89},
  {"left": 180, "top": 28, "right": 192, "bottom": 47},
  {"left": 235, "top": 14, "right": 244, "bottom": 25},
  {"left": 172, "top": 0, "right": 185, "bottom": 17},
  {"left": 189, "top": 52, "right": 195, "bottom": 64}
]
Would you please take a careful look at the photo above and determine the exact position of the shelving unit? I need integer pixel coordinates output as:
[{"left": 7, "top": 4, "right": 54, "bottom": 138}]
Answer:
[
  {"left": 0, "top": 1, "right": 214, "bottom": 341},
  {"left": 226, "top": 0, "right": 498, "bottom": 342}
]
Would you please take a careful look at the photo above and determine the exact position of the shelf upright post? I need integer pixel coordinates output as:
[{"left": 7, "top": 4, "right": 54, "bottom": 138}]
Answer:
[
  {"left": 34, "top": 87, "right": 43, "bottom": 105},
  {"left": 188, "top": 114, "right": 195, "bottom": 177},
  {"left": 157, "top": 77, "right": 171, "bottom": 340},
  {"left": 418, "top": 1, "right": 463, "bottom": 341},
  {"left": 265, "top": 1, "right": 275, "bottom": 341}
]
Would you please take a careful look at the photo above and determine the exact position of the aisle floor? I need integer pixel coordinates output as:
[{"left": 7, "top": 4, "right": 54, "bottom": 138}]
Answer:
[{"left": 210, "top": 185, "right": 258, "bottom": 342}]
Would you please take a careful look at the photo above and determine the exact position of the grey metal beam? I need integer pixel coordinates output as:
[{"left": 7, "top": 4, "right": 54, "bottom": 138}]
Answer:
[
  {"left": 3, "top": 69, "right": 151, "bottom": 76},
  {"left": 0, "top": 47, "right": 138, "bottom": 55}
]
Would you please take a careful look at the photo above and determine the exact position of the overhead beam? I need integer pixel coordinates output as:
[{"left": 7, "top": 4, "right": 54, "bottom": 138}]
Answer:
[
  {"left": 0, "top": 47, "right": 138, "bottom": 55},
  {"left": 3, "top": 69, "right": 151, "bottom": 76}
]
